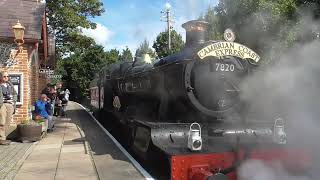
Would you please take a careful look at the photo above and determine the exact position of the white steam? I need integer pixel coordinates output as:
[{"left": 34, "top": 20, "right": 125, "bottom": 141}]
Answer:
[
  {"left": 239, "top": 160, "right": 311, "bottom": 180},
  {"left": 237, "top": 15, "right": 320, "bottom": 180}
]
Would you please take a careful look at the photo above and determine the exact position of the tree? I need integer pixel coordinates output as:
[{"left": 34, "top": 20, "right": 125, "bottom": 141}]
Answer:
[
  {"left": 152, "top": 30, "right": 185, "bottom": 58},
  {"left": 135, "top": 39, "right": 156, "bottom": 58},
  {"left": 201, "top": 7, "right": 223, "bottom": 40},
  {"left": 47, "top": 1, "right": 117, "bottom": 100},
  {"left": 119, "top": 47, "right": 133, "bottom": 61},
  {"left": 72, "top": 45, "right": 107, "bottom": 95},
  {"left": 295, "top": 0, "right": 320, "bottom": 19},
  {"left": 46, "top": 0, "right": 105, "bottom": 56},
  {"left": 62, "top": 32, "right": 96, "bottom": 54},
  {"left": 208, "top": 0, "right": 299, "bottom": 62},
  {"left": 106, "top": 49, "right": 120, "bottom": 64},
  {"left": 56, "top": 44, "right": 110, "bottom": 97}
]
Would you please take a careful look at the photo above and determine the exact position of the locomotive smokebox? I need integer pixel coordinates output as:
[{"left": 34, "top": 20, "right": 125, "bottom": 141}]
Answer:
[{"left": 182, "top": 20, "right": 209, "bottom": 47}]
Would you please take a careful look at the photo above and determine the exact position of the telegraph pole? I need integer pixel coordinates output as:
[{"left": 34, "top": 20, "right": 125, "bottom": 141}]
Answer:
[
  {"left": 167, "top": 10, "right": 171, "bottom": 50},
  {"left": 161, "top": 3, "right": 173, "bottom": 50}
]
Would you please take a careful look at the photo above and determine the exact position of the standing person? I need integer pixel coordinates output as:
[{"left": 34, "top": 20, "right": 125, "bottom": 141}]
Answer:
[
  {"left": 35, "top": 94, "right": 55, "bottom": 131},
  {"left": 65, "top": 89, "right": 70, "bottom": 102},
  {"left": 56, "top": 83, "right": 67, "bottom": 116},
  {"left": 0, "top": 71, "right": 17, "bottom": 145},
  {"left": 41, "top": 83, "right": 54, "bottom": 100}
]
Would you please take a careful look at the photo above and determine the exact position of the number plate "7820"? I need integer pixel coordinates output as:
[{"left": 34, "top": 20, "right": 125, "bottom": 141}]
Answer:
[{"left": 215, "top": 63, "right": 235, "bottom": 72}]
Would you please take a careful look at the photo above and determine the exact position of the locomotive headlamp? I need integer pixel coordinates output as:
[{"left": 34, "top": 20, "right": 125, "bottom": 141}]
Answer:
[
  {"left": 224, "top": 28, "right": 236, "bottom": 42},
  {"left": 273, "top": 118, "right": 287, "bottom": 144},
  {"left": 188, "top": 123, "right": 202, "bottom": 151}
]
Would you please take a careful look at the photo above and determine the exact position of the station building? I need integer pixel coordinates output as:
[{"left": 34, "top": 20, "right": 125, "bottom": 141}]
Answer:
[{"left": 0, "top": 0, "right": 55, "bottom": 128}]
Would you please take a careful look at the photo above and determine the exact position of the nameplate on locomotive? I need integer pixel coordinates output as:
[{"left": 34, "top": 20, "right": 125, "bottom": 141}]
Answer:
[{"left": 197, "top": 42, "right": 260, "bottom": 62}]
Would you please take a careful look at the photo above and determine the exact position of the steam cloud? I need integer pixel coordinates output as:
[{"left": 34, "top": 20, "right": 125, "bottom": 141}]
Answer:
[{"left": 237, "top": 12, "right": 320, "bottom": 180}]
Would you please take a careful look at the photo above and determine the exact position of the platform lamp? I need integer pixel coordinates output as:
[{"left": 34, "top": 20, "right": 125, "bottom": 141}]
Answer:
[{"left": 12, "top": 20, "right": 25, "bottom": 52}]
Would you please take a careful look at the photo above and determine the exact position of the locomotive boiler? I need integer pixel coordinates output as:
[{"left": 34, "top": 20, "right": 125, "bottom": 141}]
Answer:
[
  {"left": 90, "top": 20, "right": 311, "bottom": 180},
  {"left": 102, "top": 21, "right": 259, "bottom": 123}
]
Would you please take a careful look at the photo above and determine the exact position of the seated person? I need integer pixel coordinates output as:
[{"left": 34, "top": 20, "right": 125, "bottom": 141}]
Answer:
[{"left": 35, "top": 94, "right": 55, "bottom": 131}]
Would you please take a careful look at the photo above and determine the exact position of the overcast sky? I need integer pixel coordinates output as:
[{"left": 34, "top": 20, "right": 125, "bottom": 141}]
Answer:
[{"left": 82, "top": 0, "right": 218, "bottom": 53}]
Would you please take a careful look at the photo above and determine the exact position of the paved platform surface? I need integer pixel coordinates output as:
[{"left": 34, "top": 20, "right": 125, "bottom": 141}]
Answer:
[
  {"left": 68, "top": 102, "right": 145, "bottom": 180},
  {"left": 0, "top": 141, "right": 35, "bottom": 180},
  {"left": 13, "top": 102, "right": 146, "bottom": 180}
]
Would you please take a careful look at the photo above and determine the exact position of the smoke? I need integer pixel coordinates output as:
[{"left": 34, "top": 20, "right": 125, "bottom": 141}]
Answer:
[
  {"left": 237, "top": 10, "right": 320, "bottom": 180},
  {"left": 172, "top": 0, "right": 217, "bottom": 19},
  {"left": 238, "top": 160, "right": 311, "bottom": 180}
]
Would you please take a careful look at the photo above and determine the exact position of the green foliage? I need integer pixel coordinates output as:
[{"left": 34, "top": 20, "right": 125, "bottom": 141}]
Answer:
[
  {"left": 21, "top": 120, "right": 29, "bottom": 124},
  {"left": 106, "top": 49, "right": 120, "bottom": 64},
  {"left": 135, "top": 39, "right": 156, "bottom": 58},
  {"left": 202, "top": 7, "right": 223, "bottom": 40},
  {"left": 48, "top": 0, "right": 111, "bottom": 99},
  {"left": 56, "top": 45, "right": 117, "bottom": 97},
  {"left": 119, "top": 47, "right": 133, "bottom": 61},
  {"left": 207, "top": 0, "right": 318, "bottom": 62},
  {"left": 61, "top": 32, "right": 96, "bottom": 54},
  {"left": 296, "top": 0, "right": 320, "bottom": 18},
  {"left": 46, "top": 0, "right": 105, "bottom": 56},
  {"left": 70, "top": 46, "right": 104, "bottom": 96},
  {"left": 152, "top": 30, "right": 185, "bottom": 58}
]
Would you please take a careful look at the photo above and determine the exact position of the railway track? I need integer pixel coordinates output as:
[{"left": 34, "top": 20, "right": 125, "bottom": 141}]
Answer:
[{"left": 95, "top": 113, "right": 169, "bottom": 180}]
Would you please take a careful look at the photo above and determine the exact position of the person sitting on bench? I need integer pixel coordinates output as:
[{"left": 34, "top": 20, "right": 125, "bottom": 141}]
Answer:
[{"left": 35, "top": 94, "right": 55, "bottom": 132}]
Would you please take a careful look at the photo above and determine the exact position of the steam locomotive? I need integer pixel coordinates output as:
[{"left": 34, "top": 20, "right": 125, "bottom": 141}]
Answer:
[{"left": 90, "top": 20, "right": 310, "bottom": 180}]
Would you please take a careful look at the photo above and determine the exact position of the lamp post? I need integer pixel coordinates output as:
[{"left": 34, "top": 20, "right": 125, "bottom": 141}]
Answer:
[{"left": 12, "top": 20, "right": 25, "bottom": 52}]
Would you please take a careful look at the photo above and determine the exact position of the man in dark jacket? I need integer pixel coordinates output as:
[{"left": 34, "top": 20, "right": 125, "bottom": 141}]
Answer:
[{"left": 0, "top": 71, "right": 17, "bottom": 145}]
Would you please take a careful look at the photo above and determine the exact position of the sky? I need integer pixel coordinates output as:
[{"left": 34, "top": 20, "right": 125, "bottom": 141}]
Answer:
[{"left": 82, "top": 0, "right": 218, "bottom": 53}]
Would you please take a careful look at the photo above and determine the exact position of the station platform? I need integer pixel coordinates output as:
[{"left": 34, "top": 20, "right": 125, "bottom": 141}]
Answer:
[{"left": 8, "top": 102, "right": 150, "bottom": 180}]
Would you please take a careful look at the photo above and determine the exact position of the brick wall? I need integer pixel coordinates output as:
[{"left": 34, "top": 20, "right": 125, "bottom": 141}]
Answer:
[
  {"left": 0, "top": 45, "right": 47, "bottom": 126},
  {"left": 1, "top": 48, "right": 30, "bottom": 125},
  {"left": 30, "top": 51, "right": 40, "bottom": 104},
  {"left": 38, "top": 75, "right": 47, "bottom": 96}
]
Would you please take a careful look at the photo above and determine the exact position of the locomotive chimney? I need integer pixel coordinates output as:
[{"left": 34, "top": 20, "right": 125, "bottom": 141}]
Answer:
[{"left": 182, "top": 20, "right": 209, "bottom": 47}]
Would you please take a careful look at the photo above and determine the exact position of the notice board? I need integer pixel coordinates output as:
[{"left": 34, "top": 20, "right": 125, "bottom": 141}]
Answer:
[{"left": 8, "top": 73, "right": 23, "bottom": 105}]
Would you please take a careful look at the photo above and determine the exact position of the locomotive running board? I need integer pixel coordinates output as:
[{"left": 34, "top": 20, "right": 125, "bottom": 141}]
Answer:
[
  {"left": 131, "top": 120, "right": 191, "bottom": 156},
  {"left": 131, "top": 120, "right": 284, "bottom": 156}
]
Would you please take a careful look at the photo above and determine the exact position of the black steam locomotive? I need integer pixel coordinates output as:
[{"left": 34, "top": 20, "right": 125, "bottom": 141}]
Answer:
[
  {"left": 99, "top": 21, "right": 259, "bottom": 122},
  {"left": 90, "top": 20, "right": 308, "bottom": 180}
]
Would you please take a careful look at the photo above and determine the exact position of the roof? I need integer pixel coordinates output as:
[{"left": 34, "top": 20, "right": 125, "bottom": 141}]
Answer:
[{"left": 0, "top": 0, "right": 46, "bottom": 40}]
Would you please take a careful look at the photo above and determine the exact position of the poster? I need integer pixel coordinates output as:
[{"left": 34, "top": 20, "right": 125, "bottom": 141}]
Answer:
[{"left": 8, "top": 73, "right": 22, "bottom": 105}]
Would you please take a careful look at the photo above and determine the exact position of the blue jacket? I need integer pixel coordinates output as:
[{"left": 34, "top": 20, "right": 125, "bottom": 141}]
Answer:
[{"left": 35, "top": 100, "right": 51, "bottom": 119}]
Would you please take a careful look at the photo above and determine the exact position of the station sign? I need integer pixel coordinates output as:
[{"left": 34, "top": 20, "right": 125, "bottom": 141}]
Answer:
[
  {"left": 197, "top": 41, "right": 260, "bottom": 63},
  {"left": 39, "top": 69, "right": 54, "bottom": 75},
  {"left": 46, "top": 74, "right": 62, "bottom": 79}
]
